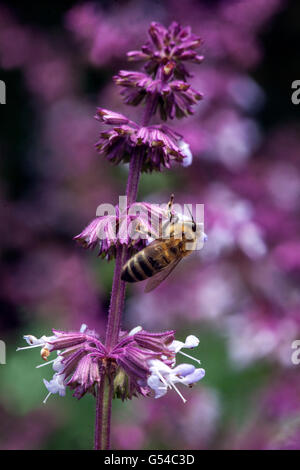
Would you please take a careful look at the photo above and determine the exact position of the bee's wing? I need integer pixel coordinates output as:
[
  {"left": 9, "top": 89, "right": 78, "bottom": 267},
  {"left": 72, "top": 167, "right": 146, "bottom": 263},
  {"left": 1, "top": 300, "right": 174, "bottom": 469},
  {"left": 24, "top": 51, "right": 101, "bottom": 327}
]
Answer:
[{"left": 144, "top": 257, "right": 182, "bottom": 293}]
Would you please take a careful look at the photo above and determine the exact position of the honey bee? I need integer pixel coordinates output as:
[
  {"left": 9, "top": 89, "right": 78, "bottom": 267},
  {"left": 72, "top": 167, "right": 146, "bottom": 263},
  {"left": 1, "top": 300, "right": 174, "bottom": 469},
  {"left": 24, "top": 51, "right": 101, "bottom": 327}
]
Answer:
[{"left": 121, "top": 195, "right": 203, "bottom": 292}]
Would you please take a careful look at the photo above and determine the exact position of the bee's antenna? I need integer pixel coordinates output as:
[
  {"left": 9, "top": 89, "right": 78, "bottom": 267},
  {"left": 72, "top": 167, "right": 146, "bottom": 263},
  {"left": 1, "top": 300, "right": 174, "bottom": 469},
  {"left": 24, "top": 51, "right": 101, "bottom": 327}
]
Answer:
[
  {"left": 168, "top": 194, "right": 174, "bottom": 211},
  {"left": 168, "top": 194, "right": 174, "bottom": 222},
  {"left": 186, "top": 204, "right": 193, "bottom": 221},
  {"left": 187, "top": 205, "right": 196, "bottom": 232}
]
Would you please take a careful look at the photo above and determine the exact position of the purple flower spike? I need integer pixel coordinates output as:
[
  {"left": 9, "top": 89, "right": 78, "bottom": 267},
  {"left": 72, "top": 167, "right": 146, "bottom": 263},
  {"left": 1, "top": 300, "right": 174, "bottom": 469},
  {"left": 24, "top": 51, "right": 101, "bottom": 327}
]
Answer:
[
  {"left": 127, "top": 21, "right": 204, "bottom": 81},
  {"left": 114, "top": 71, "right": 203, "bottom": 120},
  {"left": 95, "top": 108, "right": 189, "bottom": 171},
  {"left": 115, "top": 22, "right": 203, "bottom": 120},
  {"left": 71, "top": 20, "right": 205, "bottom": 449},
  {"left": 74, "top": 202, "right": 169, "bottom": 260},
  {"left": 17, "top": 325, "right": 204, "bottom": 403},
  {"left": 162, "top": 81, "right": 203, "bottom": 119}
]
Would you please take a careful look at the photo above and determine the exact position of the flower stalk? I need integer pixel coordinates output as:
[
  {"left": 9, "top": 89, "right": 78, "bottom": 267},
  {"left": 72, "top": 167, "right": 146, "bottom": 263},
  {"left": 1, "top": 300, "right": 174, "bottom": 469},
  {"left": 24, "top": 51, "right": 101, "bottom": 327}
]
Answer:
[
  {"left": 18, "top": 326, "right": 205, "bottom": 449},
  {"left": 93, "top": 21, "right": 204, "bottom": 449},
  {"left": 97, "top": 97, "right": 153, "bottom": 449},
  {"left": 94, "top": 372, "right": 113, "bottom": 450},
  {"left": 17, "top": 21, "right": 206, "bottom": 452}
]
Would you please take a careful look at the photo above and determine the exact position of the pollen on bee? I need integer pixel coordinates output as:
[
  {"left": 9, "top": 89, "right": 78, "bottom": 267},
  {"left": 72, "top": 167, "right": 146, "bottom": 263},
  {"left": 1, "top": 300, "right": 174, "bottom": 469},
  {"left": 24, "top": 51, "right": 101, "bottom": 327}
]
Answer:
[{"left": 41, "top": 347, "right": 50, "bottom": 361}]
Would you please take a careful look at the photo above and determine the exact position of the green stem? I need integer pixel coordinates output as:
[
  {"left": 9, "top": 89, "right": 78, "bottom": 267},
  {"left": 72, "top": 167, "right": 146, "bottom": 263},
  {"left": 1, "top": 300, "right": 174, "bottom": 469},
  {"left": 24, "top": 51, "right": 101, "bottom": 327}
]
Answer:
[
  {"left": 94, "top": 373, "right": 113, "bottom": 450},
  {"left": 94, "top": 96, "right": 153, "bottom": 450}
]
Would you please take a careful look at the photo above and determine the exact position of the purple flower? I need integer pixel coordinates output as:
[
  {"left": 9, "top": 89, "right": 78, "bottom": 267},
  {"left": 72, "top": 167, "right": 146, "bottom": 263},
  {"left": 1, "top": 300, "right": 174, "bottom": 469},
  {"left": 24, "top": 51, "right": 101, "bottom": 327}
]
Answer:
[
  {"left": 95, "top": 108, "right": 190, "bottom": 171},
  {"left": 146, "top": 335, "right": 205, "bottom": 403},
  {"left": 95, "top": 108, "right": 130, "bottom": 125},
  {"left": 17, "top": 325, "right": 205, "bottom": 402},
  {"left": 161, "top": 80, "right": 203, "bottom": 119},
  {"left": 113, "top": 71, "right": 155, "bottom": 106},
  {"left": 127, "top": 21, "right": 204, "bottom": 81},
  {"left": 74, "top": 202, "right": 169, "bottom": 260},
  {"left": 113, "top": 22, "right": 204, "bottom": 121},
  {"left": 114, "top": 71, "right": 203, "bottom": 120}
]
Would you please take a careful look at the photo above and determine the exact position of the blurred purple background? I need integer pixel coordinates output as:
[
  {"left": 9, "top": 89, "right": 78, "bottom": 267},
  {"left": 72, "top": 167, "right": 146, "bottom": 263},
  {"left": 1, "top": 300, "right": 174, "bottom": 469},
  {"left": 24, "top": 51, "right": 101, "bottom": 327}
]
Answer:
[{"left": 1, "top": 0, "right": 300, "bottom": 450}]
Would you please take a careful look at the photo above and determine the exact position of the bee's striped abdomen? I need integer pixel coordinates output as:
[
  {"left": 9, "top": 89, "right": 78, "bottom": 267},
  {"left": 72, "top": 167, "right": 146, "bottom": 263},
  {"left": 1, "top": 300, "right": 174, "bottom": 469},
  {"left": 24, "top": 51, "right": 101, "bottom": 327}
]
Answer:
[
  {"left": 137, "top": 252, "right": 154, "bottom": 277},
  {"left": 121, "top": 250, "right": 154, "bottom": 283},
  {"left": 121, "top": 240, "right": 181, "bottom": 284}
]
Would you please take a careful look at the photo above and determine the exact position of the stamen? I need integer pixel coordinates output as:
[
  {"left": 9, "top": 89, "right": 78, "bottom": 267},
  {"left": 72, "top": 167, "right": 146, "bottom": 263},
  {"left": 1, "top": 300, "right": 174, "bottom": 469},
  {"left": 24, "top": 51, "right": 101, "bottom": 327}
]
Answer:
[
  {"left": 169, "top": 380, "right": 187, "bottom": 403},
  {"left": 178, "top": 350, "right": 201, "bottom": 364},
  {"left": 156, "top": 369, "right": 171, "bottom": 389},
  {"left": 36, "top": 358, "right": 57, "bottom": 368},
  {"left": 16, "top": 344, "right": 42, "bottom": 351},
  {"left": 43, "top": 392, "right": 52, "bottom": 404}
]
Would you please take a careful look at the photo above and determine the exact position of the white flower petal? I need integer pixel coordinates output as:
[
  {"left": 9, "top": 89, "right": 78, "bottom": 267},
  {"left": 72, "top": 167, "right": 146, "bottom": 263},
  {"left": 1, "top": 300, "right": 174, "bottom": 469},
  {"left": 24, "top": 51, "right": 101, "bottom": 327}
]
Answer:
[
  {"left": 128, "top": 325, "right": 143, "bottom": 336},
  {"left": 168, "top": 340, "right": 184, "bottom": 353},
  {"left": 179, "top": 140, "right": 193, "bottom": 167},
  {"left": 43, "top": 373, "right": 66, "bottom": 397},
  {"left": 147, "top": 374, "right": 168, "bottom": 398},
  {"left": 172, "top": 363, "right": 195, "bottom": 377},
  {"left": 148, "top": 359, "right": 172, "bottom": 375},
  {"left": 23, "top": 335, "right": 40, "bottom": 345},
  {"left": 184, "top": 335, "right": 200, "bottom": 349},
  {"left": 53, "top": 356, "right": 64, "bottom": 372},
  {"left": 180, "top": 368, "right": 205, "bottom": 385}
]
